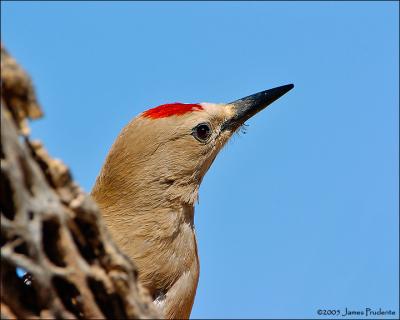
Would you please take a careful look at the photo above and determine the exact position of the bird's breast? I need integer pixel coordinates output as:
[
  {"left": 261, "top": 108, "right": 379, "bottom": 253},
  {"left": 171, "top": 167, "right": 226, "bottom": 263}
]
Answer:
[{"left": 104, "top": 204, "right": 199, "bottom": 298}]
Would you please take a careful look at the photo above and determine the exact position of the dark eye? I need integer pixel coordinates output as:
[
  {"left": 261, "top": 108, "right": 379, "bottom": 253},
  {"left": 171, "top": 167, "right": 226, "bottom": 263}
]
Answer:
[{"left": 192, "top": 123, "right": 212, "bottom": 142}]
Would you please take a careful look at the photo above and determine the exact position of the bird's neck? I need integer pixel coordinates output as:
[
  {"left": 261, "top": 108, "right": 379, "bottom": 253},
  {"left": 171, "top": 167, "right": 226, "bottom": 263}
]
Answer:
[
  {"left": 92, "top": 175, "right": 199, "bottom": 298},
  {"left": 91, "top": 154, "right": 199, "bottom": 255}
]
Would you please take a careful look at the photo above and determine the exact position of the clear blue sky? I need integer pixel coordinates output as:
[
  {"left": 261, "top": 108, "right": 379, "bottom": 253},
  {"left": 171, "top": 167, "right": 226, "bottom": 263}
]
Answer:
[{"left": 2, "top": 1, "right": 398, "bottom": 319}]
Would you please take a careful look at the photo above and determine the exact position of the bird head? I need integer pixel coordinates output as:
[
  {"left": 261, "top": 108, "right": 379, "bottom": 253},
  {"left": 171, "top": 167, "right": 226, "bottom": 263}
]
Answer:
[{"left": 93, "top": 84, "right": 293, "bottom": 212}]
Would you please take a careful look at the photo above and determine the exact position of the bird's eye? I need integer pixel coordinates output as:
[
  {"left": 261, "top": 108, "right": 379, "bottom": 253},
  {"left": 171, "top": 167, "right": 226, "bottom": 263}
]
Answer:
[{"left": 192, "top": 123, "right": 212, "bottom": 142}]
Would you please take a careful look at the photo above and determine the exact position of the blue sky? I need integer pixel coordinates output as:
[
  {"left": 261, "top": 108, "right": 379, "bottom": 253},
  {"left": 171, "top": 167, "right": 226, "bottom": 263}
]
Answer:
[{"left": 2, "top": 1, "right": 398, "bottom": 319}]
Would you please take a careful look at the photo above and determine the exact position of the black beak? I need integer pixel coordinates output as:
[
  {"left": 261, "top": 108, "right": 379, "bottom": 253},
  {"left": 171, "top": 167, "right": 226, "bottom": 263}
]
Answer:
[{"left": 222, "top": 84, "right": 294, "bottom": 130}]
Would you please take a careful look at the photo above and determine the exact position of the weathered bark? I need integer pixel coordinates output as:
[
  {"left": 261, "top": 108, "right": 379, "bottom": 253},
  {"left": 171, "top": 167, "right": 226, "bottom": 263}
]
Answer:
[{"left": 0, "top": 46, "right": 161, "bottom": 319}]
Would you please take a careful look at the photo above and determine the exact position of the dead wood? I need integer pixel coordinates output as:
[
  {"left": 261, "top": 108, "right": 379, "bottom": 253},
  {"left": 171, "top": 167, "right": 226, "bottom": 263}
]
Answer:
[{"left": 0, "top": 46, "right": 161, "bottom": 319}]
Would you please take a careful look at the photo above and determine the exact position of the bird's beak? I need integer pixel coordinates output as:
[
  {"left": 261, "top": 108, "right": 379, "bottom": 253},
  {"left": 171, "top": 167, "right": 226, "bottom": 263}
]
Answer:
[{"left": 222, "top": 84, "right": 294, "bottom": 130}]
